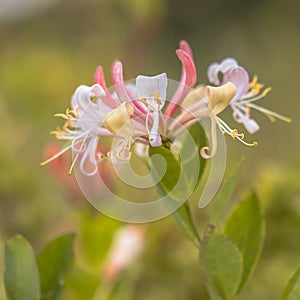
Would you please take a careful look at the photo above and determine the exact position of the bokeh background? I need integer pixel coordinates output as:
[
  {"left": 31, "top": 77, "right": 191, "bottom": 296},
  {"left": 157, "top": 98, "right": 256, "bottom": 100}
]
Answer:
[{"left": 0, "top": 0, "right": 299, "bottom": 299}]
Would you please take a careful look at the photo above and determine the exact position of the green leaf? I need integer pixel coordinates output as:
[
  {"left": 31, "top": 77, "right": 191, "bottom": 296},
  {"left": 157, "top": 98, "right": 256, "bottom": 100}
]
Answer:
[
  {"left": 149, "top": 145, "right": 181, "bottom": 192},
  {"left": 172, "top": 203, "right": 201, "bottom": 246},
  {"left": 206, "top": 284, "right": 223, "bottom": 300},
  {"left": 288, "top": 284, "right": 300, "bottom": 300},
  {"left": 224, "top": 192, "right": 265, "bottom": 292},
  {"left": 210, "top": 157, "right": 245, "bottom": 225},
  {"left": 4, "top": 235, "right": 41, "bottom": 300},
  {"left": 64, "top": 265, "right": 100, "bottom": 300},
  {"left": 148, "top": 123, "right": 208, "bottom": 246},
  {"left": 280, "top": 266, "right": 300, "bottom": 300},
  {"left": 200, "top": 230, "right": 243, "bottom": 300},
  {"left": 37, "top": 233, "right": 75, "bottom": 300},
  {"left": 78, "top": 212, "right": 121, "bottom": 269},
  {"left": 149, "top": 145, "right": 200, "bottom": 245},
  {"left": 186, "top": 122, "right": 208, "bottom": 183}
]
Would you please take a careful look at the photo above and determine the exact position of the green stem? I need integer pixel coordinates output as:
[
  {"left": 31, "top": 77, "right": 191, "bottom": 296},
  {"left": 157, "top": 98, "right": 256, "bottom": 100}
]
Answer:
[{"left": 172, "top": 202, "right": 201, "bottom": 248}]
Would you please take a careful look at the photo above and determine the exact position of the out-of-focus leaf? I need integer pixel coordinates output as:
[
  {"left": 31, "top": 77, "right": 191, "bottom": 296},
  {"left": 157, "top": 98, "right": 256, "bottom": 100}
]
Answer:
[
  {"left": 224, "top": 192, "right": 265, "bottom": 291},
  {"left": 210, "top": 157, "right": 245, "bottom": 225},
  {"left": 37, "top": 233, "right": 75, "bottom": 300},
  {"left": 206, "top": 284, "right": 223, "bottom": 300},
  {"left": 78, "top": 212, "right": 121, "bottom": 269},
  {"left": 64, "top": 265, "right": 100, "bottom": 300},
  {"left": 149, "top": 145, "right": 200, "bottom": 245},
  {"left": 280, "top": 266, "right": 300, "bottom": 300},
  {"left": 172, "top": 203, "right": 201, "bottom": 246},
  {"left": 200, "top": 230, "right": 243, "bottom": 300},
  {"left": 4, "top": 235, "right": 40, "bottom": 300},
  {"left": 288, "top": 284, "right": 300, "bottom": 300}
]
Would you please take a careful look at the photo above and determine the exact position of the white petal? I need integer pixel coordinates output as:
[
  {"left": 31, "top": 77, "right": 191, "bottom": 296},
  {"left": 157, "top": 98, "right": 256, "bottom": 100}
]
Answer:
[
  {"left": 136, "top": 73, "right": 167, "bottom": 108},
  {"left": 243, "top": 118, "right": 260, "bottom": 134},
  {"left": 219, "top": 57, "right": 239, "bottom": 73},
  {"left": 207, "top": 63, "right": 220, "bottom": 85},
  {"left": 79, "top": 137, "right": 102, "bottom": 176},
  {"left": 207, "top": 58, "right": 239, "bottom": 86},
  {"left": 71, "top": 84, "right": 105, "bottom": 111}
]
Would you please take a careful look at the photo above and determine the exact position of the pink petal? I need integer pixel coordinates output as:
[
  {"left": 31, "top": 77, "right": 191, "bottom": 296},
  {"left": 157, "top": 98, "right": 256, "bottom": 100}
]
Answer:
[
  {"left": 94, "top": 66, "right": 107, "bottom": 88},
  {"left": 224, "top": 67, "right": 249, "bottom": 103},
  {"left": 112, "top": 61, "right": 147, "bottom": 116},
  {"left": 165, "top": 49, "right": 197, "bottom": 117},
  {"left": 94, "top": 66, "right": 119, "bottom": 108},
  {"left": 176, "top": 49, "right": 197, "bottom": 87},
  {"left": 179, "top": 40, "right": 193, "bottom": 59},
  {"left": 112, "top": 61, "right": 130, "bottom": 103}
]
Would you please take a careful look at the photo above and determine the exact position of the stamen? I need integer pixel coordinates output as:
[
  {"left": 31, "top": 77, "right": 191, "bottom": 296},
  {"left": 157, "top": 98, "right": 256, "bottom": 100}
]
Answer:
[
  {"left": 54, "top": 113, "right": 68, "bottom": 119},
  {"left": 248, "top": 75, "right": 258, "bottom": 89},
  {"left": 50, "top": 128, "right": 66, "bottom": 140},
  {"left": 54, "top": 107, "right": 79, "bottom": 120},
  {"left": 149, "top": 93, "right": 162, "bottom": 106},
  {"left": 63, "top": 120, "right": 72, "bottom": 132},
  {"left": 109, "top": 135, "right": 133, "bottom": 161},
  {"left": 66, "top": 107, "right": 79, "bottom": 118},
  {"left": 140, "top": 98, "right": 148, "bottom": 107},
  {"left": 68, "top": 152, "right": 80, "bottom": 175},
  {"left": 247, "top": 103, "right": 292, "bottom": 123},
  {"left": 262, "top": 87, "right": 272, "bottom": 97},
  {"left": 244, "top": 76, "right": 269, "bottom": 98},
  {"left": 68, "top": 135, "right": 89, "bottom": 175},
  {"left": 40, "top": 144, "right": 73, "bottom": 166},
  {"left": 235, "top": 136, "right": 258, "bottom": 147},
  {"left": 251, "top": 83, "right": 264, "bottom": 97},
  {"left": 216, "top": 117, "right": 257, "bottom": 147}
]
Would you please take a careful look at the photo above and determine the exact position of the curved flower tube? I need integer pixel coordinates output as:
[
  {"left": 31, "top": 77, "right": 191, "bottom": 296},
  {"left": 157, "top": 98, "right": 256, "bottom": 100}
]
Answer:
[
  {"left": 94, "top": 66, "right": 119, "bottom": 108},
  {"left": 165, "top": 42, "right": 197, "bottom": 118}
]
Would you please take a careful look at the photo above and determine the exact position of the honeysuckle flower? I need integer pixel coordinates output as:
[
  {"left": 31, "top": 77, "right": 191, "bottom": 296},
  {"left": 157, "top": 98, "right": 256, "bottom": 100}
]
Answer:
[
  {"left": 41, "top": 83, "right": 136, "bottom": 176},
  {"left": 207, "top": 57, "right": 291, "bottom": 133},
  {"left": 166, "top": 42, "right": 258, "bottom": 158},
  {"left": 42, "top": 40, "right": 291, "bottom": 178},
  {"left": 176, "top": 81, "right": 253, "bottom": 158},
  {"left": 41, "top": 59, "right": 171, "bottom": 175},
  {"left": 204, "top": 82, "right": 261, "bottom": 157}
]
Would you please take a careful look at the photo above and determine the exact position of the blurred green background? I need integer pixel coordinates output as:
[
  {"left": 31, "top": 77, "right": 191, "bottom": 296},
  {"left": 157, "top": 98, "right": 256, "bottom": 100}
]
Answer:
[{"left": 0, "top": 0, "right": 299, "bottom": 299}]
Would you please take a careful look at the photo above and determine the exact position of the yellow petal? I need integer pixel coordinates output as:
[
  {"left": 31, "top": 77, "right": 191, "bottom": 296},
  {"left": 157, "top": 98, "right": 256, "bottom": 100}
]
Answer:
[
  {"left": 103, "top": 103, "right": 134, "bottom": 136},
  {"left": 182, "top": 84, "right": 206, "bottom": 108},
  {"left": 204, "top": 82, "right": 236, "bottom": 115}
]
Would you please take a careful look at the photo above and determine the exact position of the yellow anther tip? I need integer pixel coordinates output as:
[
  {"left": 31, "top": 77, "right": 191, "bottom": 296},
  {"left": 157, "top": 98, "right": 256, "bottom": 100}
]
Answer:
[{"left": 261, "top": 87, "right": 272, "bottom": 97}]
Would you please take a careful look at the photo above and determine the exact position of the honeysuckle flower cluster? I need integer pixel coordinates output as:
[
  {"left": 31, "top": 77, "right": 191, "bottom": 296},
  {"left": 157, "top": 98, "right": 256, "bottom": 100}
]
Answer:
[{"left": 42, "top": 40, "right": 290, "bottom": 174}]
